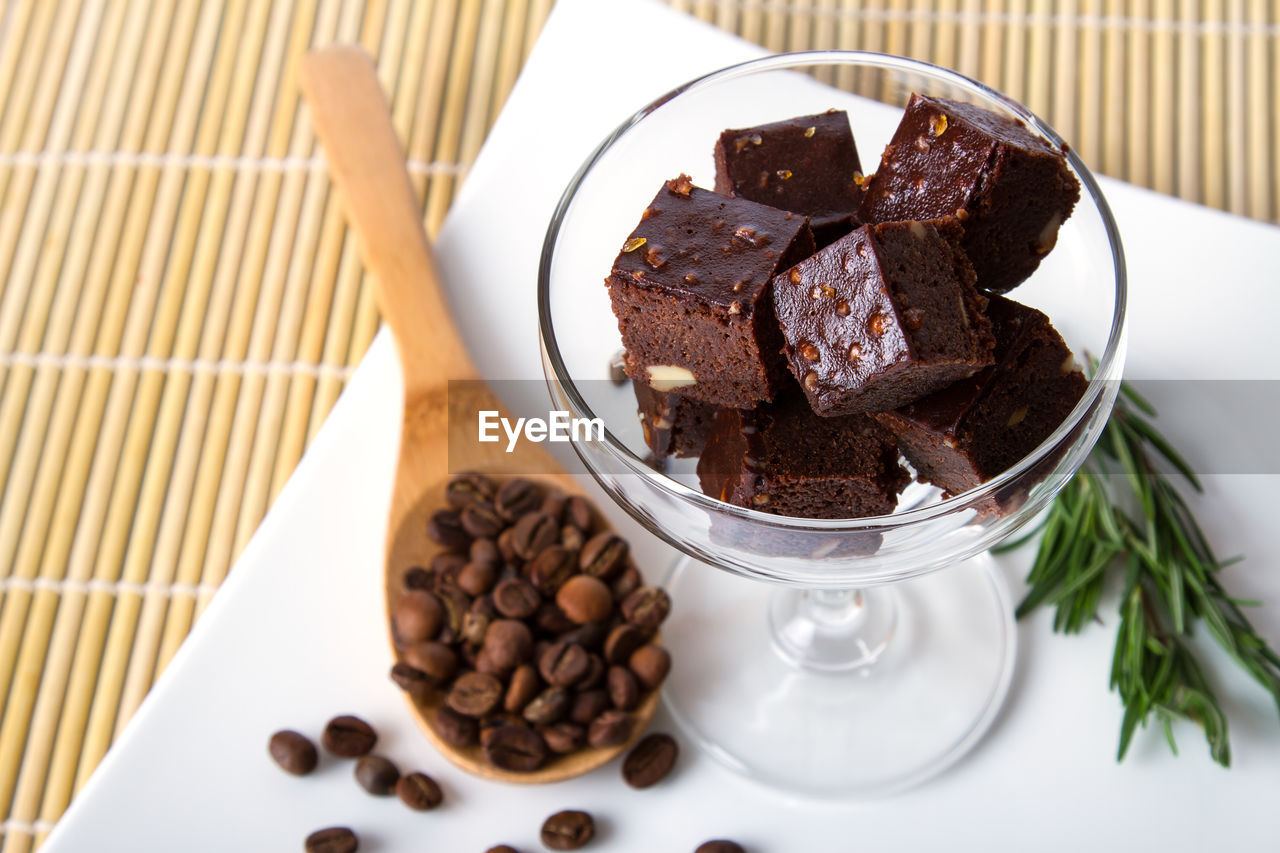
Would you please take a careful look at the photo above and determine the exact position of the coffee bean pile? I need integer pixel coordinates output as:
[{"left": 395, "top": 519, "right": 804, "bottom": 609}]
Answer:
[
  {"left": 267, "top": 714, "right": 447, "bottom": 851},
  {"left": 391, "top": 473, "right": 673, "bottom": 773}
]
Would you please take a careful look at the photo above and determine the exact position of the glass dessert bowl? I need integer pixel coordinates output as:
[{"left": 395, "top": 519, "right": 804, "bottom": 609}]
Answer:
[{"left": 538, "top": 52, "right": 1126, "bottom": 796}]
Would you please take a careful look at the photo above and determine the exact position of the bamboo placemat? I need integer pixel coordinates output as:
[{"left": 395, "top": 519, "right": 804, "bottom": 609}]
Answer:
[{"left": 0, "top": 0, "right": 1274, "bottom": 847}]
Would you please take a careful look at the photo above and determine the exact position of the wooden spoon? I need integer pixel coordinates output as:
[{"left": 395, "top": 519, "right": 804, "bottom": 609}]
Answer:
[{"left": 299, "top": 45, "right": 658, "bottom": 783}]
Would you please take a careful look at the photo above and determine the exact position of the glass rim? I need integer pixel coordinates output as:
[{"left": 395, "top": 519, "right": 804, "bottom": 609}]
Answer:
[{"left": 537, "top": 49, "right": 1128, "bottom": 531}]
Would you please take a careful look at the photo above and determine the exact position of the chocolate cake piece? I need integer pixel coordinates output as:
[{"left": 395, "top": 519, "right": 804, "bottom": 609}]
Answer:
[
  {"left": 771, "top": 218, "right": 995, "bottom": 416},
  {"left": 696, "top": 387, "right": 908, "bottom": 519},
  {"left": 608, "top": 175, "right": 815, "bottom": 409},
  {"left": 714, "top": 109, "right": 864, "bottom": 247},
  {"left": 858, "top": 94, "right": 1080, "bottom": 293},
  {"left": 632, "top": 380, "right": 716, "bottom": 459},
  {"left": 872, "top": 294, "right": 1087, "bottom": 501}
]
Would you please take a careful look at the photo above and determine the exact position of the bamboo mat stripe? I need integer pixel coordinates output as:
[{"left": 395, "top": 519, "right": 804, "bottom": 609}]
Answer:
[{"left": 0, "top": 0, "right": 1275, "bottom": 847}]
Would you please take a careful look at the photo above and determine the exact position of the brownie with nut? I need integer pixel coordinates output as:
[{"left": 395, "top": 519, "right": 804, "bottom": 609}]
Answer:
[
  {"left": 632, "top": 380, "right": 716, "bottom": 460},
  {"left": 607, "top": 175, "right": 815, "bottom": 409},
  {"left": 857, "top": 94, "right": 1080, "bottom": 293},
  {"left": 771, "top": 217, "right": 995, "bottom": 416},
  {"left": 714, "top": 109, "right": 864, "bottom": 247}
]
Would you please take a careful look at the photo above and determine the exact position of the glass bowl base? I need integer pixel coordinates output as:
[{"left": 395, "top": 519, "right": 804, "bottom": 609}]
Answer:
[{"left": 660, "top": 554, "right": 1017, "bottom": 798}]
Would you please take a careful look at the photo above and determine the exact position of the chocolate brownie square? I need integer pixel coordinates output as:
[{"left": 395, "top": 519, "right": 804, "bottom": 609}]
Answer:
[
  {"left": 696, "top": 387, "right": 908, "bottom": 519},
  {"left": 632, "top": 380, "right": 716, "bottom": 459},
  {"left": 858, "top": 94, "right": 1080, "bottom": 293},
  {"left": 871, "top": 294, "right": 1086, "bottom": 501},
  {"left": 771, "top": 218, "right": 995, "bottom": 416},
  {"left": 607, "top": 175, "right": 815, "bottom": 409},
  {"left": 714, "top": 109, "right": 864, "bottom": 247}
]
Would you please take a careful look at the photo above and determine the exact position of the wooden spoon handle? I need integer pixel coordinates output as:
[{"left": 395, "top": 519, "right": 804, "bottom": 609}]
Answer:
[{"left": 299, "top": 44, "right": 477, "bottom": 392}]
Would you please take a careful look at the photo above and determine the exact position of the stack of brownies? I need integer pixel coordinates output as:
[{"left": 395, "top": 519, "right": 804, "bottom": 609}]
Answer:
[{"left": 605, "top": 95, "right": 1088, "bottom": 520}]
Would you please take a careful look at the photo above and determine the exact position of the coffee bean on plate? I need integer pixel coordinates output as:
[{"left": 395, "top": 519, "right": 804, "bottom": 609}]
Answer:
[
  {"left": 403, "top": 641, "right": 458, "bottom": 683},
  {"left": 621, "top": 586, "right": 671, "bottom": 629},
  {"left": 492, "top": 577, "right": 540, "bottom": 619},
  {"left": 458, "top": 561, "right": 497, "bottom": 597},
  {"left": 496, "top": 478, "right": 542, "bottom": 521},
  {"left": 607, "top": 666, "right": 640, "bottom": 711},
  {"left": 565, "top": 495, "right": 593, "bottom": 532},
  {"left": 354, "top": 755, "right": 400, "bottom": 795},
  {"left": 484, "top": 619, "right": 533, "bottom": 671},
  {"left": 390, "top": 662, "right": 432, "bottom": 699},
  {"left": 471, "top": 593, "right": 499, "bottom": 620},
  {"left": 587, "top": 709, "right": 633, "bottom": 748},
  {"left": 695, "top": 842, "right": 745, "bottom": 853},
  {"left": 560, "top": 523, "right": 585, "bottom": 552},
  {"left": 528, "top": 546, "right": 577, "bottom": 594},
  {"left": 305, "top": 826, "right": 358, "bottom": 853},
  {"left": 603, "top": 624, "right": 647, "bottom": 666},
  {"left": 522, "top": 686, "right": 571, "bottom": 726},
  {"left": 268, "top": 730, "right": 317, "bottom": 776},
  {"left": 504, "top": 663, "right": 541, "bottom": 714},
  {"left": 629, "top": 644, "right": 671, "bottom": 689},
  {"left": 539, "top": 642, "right": 590, "bottom": 687},
  {"left": 483, "top": 724, "right": 548, "bottom": 772},
  {"left": 535, "top": 602, "right": 577, "bottom": 636},
  {"left": 392, "top": 590, "right": 443, "bottom": 644},
  {"left": 432, "top": 705, "right": 479, "bottom": 748},
  {"left": 556, "top": 575, "right": 613, "bottom": 624},
  {"left": 622, "top": 733, "right": 678, "bottom": 788},
  {"left": 427, "top": 509, "right": 471, "bottom": 549},
  {"left": 611, "top": 565, "right": 642, "bottom": 600},
  {"left": 578, "top": 653, "right": 606, "bottom": 690},
  {"left": 460, "top": 501, "right": 505, "bottom": 538},
  {"left": 447, "top": 671, "right": 504, "bottom": 717},
  {"left": 395, "top": 771, "right": 444, "bottom": 810},
  {"left": 461, "top": 610, "right": 491, "bottom": 646},
  {"left": 470, "top": 537, "right": 501, "bottom": 568},
  {"left": 569, "top": 689, "right": 610, "bottom": 725},
  {"left": 540, "top": 721, "right": 586, "bottom": 754},
  {"left": 560, "top": 622, "right": 609, "bottom": 652},
  {"left": 541, "top": 810, "right": 595, "bottom": 851},
  {"left": 447, "top": 471, "right": 496, "bottom": 509},
  {"left": 322, "top": 715, "right": 376, "bottom": 758},
  {"left": 579, "top": 531, "right": 628, "bottom": 579},
  {"left": 540, "top": 490, "right": 567, "bottom": 521}
]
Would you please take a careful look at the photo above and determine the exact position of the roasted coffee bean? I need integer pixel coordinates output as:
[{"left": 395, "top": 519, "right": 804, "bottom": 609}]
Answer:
[
  {"left": 539, "top": 642, "right": 590, "bottom": 687},
  {"left": 479, "top": 714, "right": 524, "bottom": 746},
  {"left": 541, "top": 810, "right": 595, "bottom": 850},
  {"left": 395, "top": 771, "right": 443, "bottom": 811},
  {"left": 560, "top": 523, "right": 585, "bottom": 552},
  {"left": 461, "top": 501, "right": 505, "bottom": 538},
  {"left": 435, "top": 584, "right": 471, "bottom": 638},
  {"left": 695, "top": 842, "right": 745, "bottom": 853},
  {"left": 483, "top": 724, "right": 548, "bottom": 772},
  {"left": 611, "top": 565, "right": 642, "bottom": 600},
  {"left": 496, "top": 527, "right": 520, "bottom": 563},
  {"left": 535, "top": 602, "right": 577, "bottom": 636},
  {"left": 427, "top": 509, "right": 471, "bottom": 549},
  {"left": 565, "top": 496, "right": 593, "bottom": 532},
  {"left": 621, "top": 586, "right": 671, "bottom": 629},
  {"left": 607, "top": 665, "right": 640, "bottom": 710},
  {"left": 433, "top": 706, "right": 478, "bottom": 748},
  {"left": 560, "top": 622, "right": 609, "bottom": 652},
  {"left": 492, "top": 577, "right": 540, "bottom": 620},
  {"left": 522, "top": 686, "right": 571, "bottom": 725},
  {"left": 504, "top": 664, "right": 541, "bottom": 714},
  {"left": 587, "top": 709, "right": 633, "bottom": 748},
  {"left": 457, "top": 561, "right": 497, "bottom": 596},
  {"left": 540, "top": 721, "right": 586, "bottom": 754},
  {"left": 354, "top": 755, "right": 400, "bottom": 795},
  {"left": 629, "top": 644, "right": 671, "bottom": 689},
  {"left": 540, "top": 490, "right": 567, "bottom": 522},
  {"left": 448, "top": 671, "right": 504, "bottom": 718},
  {"left": 322, "top": 715, "right": 376, "bottom": 758},
  {"left": 511, "top": 512, "right": 559, "bottom": 561},
  {"left": 392, "top": 590, "right": 443, "bottom": 645},
  {"left": 402, "top": 566, "right": 432, "bottom": 590},
  {"left": 268, "top": 730, "right": 317, "bottom": 776},
  {"left": 389, "top": 662, "right": 431, "bottom": 699},
  {"left": 431, "top": 551, "right": 467, "bottom": 576},
  {"left": 578, "top": 653, "right": 606, "bottom": 690},
  {"left": 470, "top": 537, "right": 501, "bottom": 568},
  {"left": 486, "top": 846, "right": 519, "bottom": 853},
  {"left": 305, "top": 826, "right": 358, "bottom": 853},
  {"left": 527, "top": 546, "right": 576, "bottom": 595},
  {"left": 495, "top": 478, "right": 542, "bottom": 521},
  {"left": 461, "top": 611, "right": 490, "bottom": 646},
  {"left": 579, "top": 531, "right": 628, "bottom": 580},
  {"left": 403, "top": 641, "right": 458, "bottom": 683},
  {"left": 569, "top": 689, "right": 610, "bottom": 725},
  {"left": 603, "top": 624, "right": 647, "bottom": 666},
  {"left": 556, "top": 575, "right": 613, "bottom": 624},
  {"left": 471, "top": 593, "right": 499, "bottom": 620},
  {"left": 483, "top": 619, "right": 533, "bottom": 671},
  {"left": 446, "top": 471, "right": 496, "bottom": 509},
  {"left": 475, "top": 647, "right": 506, "bottom": 676},
  {"left": 622, "top": 733, "right": 678, "bottom": 788}
]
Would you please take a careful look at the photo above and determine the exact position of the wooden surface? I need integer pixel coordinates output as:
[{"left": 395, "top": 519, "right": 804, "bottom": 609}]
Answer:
[{"left": 0, "top": 0, "right": 1275, "bottom": 847}]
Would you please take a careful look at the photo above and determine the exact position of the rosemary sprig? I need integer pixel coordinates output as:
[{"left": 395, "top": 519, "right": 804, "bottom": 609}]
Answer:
[{"left": 1009, "top": 382, "right": 1280, "bottom": 766}]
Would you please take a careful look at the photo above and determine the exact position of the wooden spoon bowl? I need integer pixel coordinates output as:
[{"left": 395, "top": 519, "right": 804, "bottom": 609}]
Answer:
[{"left": 300, "top": 46, "right": 658, "bottom": 783}]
